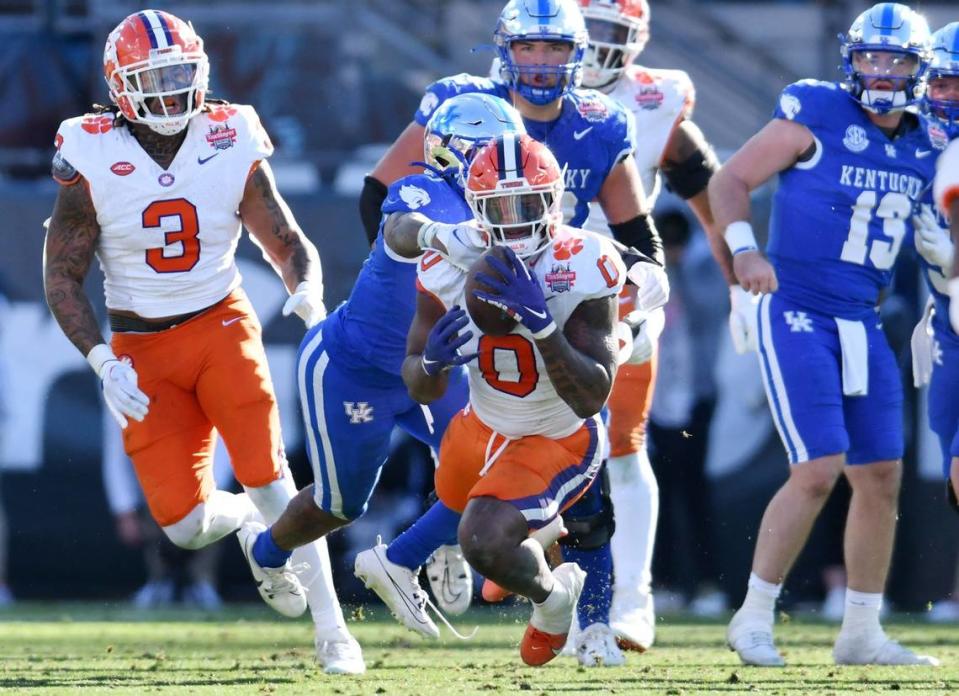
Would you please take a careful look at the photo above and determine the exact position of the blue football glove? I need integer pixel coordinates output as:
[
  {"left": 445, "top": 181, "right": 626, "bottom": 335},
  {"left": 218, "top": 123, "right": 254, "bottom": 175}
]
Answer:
[
  {"left": 421, "top": 305, "right": 477, "bottom": 376},
  {"left": 472, "top": 246, "right": 557, "bottom": 339}
]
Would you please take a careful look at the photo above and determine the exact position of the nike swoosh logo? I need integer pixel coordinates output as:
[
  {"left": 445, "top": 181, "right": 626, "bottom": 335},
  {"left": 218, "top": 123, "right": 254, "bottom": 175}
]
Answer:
[
  {"left": 525, "top": 307, "right": 548, "bottom": 319},
  {"left": 222, "top": 317, "right": 242, "bottom": 326},
  {"left": 197, "top": 153, "right": 220, "bottom": 165},
  {"left": 916, "top": 149, "right": 932, "bottom": 159},
  {"left": 573, "top": 127, "right": 593, "bottom": 141}
]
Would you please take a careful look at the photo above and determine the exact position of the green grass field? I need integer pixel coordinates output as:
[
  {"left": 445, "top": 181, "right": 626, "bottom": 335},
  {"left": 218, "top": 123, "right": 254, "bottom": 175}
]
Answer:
[{"left": 0, "top": 603, "right": 957, "bottom": 695}]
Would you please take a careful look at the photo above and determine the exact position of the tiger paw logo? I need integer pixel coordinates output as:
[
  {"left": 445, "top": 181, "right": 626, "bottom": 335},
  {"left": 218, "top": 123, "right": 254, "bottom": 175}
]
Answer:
[
  {"left": 81, "top": 115, "right": 113, "bottom": 135},
  {"left": 552, "top": 237, "right": 584, "bottom": 260},
  {"left": 207, "top": 105, "right": 238, "bottom": 122}
]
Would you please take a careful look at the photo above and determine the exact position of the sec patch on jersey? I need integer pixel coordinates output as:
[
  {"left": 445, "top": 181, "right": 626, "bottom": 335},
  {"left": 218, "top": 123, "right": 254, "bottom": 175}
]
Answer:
[{"left": 465, "top": 247, "right": 518, "bottom": 336}]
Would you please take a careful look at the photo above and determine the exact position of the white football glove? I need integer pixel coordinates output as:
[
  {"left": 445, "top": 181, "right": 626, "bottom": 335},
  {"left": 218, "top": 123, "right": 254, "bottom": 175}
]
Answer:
[
  {"left": 729, "top": 285, "right": 761, "bottom": 354},
  {"left": 283, "top": 281, "right": 326, "bottom": 329},
  {"left": 913, "top": 205, "right": 954, "bottom": 270},
  {"left": 88, "top": 345, "right": 149, "bottom": 429},
  {"left": 617, "top": 308, "right": 665, "bottom": 366},
  {"left": 418, "top": 220, "right": 488, "bottom": 271},
  {"left": 626, "top": 261, "right": 669, "bottom": 312},
  {"left": 910, "top": 297, "right": 936, "bottom": 388}
]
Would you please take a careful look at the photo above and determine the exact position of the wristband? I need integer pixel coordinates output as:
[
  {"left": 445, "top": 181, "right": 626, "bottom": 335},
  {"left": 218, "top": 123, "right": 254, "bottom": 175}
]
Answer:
[
  {"left": 417, "top": 222, "right": 440, "bottom": 250},
  {"left": 530, "top": 320, "right": 557, "bottom": 340},
  {"left": 87, "top": 343, "right": 118, "bottom": 377},
  {"left": 724, "top": 221, "right": 759, "bottom": 256}
]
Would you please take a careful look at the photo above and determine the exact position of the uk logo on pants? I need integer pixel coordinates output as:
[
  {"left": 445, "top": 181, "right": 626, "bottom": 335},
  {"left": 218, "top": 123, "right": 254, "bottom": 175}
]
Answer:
[
  {"left": 344, "top": 402, "right": 374, "bottom": 424},
  {"left": 783, "top": 311, "right": 813, "bottom": 333}
]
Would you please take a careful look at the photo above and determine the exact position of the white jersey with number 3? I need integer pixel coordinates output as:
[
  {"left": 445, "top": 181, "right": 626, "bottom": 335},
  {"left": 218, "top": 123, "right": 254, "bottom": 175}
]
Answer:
[
  {"left": 53, "top": 103, "right": 273, "bottom": 317},
  {"left": 935, "top": 138, "right": 959, "bottom": 217},
  {"left": 417, "top": 227, "right": 626, "bottom": 439},
  {"left": 583, "top": 65, "right": 695, "bottom": 234}
]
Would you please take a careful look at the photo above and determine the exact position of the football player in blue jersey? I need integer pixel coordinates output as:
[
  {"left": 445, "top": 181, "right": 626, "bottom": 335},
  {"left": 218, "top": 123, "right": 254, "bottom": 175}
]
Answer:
[
  {"left": 913, "top": 22, "right": 959, "bottom": 520},
  {"left": 236, "top": 93, "right": 526, "bottom": 643},
  {"left": 708, "top": 3, "right": 942, "bottom": 667}
]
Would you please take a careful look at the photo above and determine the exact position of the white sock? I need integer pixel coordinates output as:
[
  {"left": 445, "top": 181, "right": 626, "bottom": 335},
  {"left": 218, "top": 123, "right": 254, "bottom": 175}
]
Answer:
[
  {"left": 840, "top": 589, "right": 883, "bottom": 636},
  {"left": 245, "top": 471, "right": 349, "bottom": 641},
  {"left": 608, "top": 449, "right": 659, "bottom": 597},
  {"left": 532, "top": 573, "right": 571, "bottom": 634},
  {"left": 740, "top": 572, "right": 782, "bottom": 622}
]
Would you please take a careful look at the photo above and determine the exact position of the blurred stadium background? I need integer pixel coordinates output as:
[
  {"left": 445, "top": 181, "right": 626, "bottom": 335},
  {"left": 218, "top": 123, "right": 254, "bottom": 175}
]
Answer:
[{"left": 0, "top": 0, "right": 957, "bottom": 619}]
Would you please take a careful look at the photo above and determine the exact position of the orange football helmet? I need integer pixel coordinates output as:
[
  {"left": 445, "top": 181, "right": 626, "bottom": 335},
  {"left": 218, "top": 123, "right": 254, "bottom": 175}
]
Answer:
[
  {"left": 465, "top": 133, "right": 564, "bottom": 258},
  {"left": 103, "top": 10, "right": 209, "bottom": 135},
  {"left": 579, "top": 0, "right": 650, "bottom": 89}
]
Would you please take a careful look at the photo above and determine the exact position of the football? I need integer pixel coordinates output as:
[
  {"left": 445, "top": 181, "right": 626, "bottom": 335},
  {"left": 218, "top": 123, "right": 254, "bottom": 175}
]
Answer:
[{"left": 465, "top": 246, "right": 518, "bottom": 336}]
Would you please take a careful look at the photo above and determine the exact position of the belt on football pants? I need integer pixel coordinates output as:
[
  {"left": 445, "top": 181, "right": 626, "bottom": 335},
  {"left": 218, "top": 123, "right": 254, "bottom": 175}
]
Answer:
[{"left": 109, "top": 306, "right": 210, "bottom": 333}]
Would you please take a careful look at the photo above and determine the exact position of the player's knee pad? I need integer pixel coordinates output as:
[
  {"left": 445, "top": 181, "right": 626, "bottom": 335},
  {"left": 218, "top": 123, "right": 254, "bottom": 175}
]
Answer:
[
  {"left": 558, "top": 468, "right": 615, "bottom": 551},
  {"left": 244, "top": 468, "right": 297, "bottom": 526},
  {"left": 948, "top": 480, "right": 959, "bottom": 516},
  {"left": 162, "top": 499, "right": 225, "bottom": 550}
]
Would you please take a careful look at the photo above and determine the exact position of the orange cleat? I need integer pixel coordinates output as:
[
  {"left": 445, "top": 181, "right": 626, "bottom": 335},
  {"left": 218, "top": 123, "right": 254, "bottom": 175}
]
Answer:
[
  {"left": 481, "top": 578, "right": 513, "bottom": 603},
  {"left": 520, "top": 624, "right": 568, "bottom": 666}
]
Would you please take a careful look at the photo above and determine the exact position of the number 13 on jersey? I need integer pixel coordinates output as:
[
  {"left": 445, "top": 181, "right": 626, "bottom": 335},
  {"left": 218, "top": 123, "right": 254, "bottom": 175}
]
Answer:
[{"left": 839, "top": 191, "right": 909, "bottom": 270}]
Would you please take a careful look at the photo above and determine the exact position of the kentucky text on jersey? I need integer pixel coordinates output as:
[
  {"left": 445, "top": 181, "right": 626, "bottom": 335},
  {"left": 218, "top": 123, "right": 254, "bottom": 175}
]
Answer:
[{"left": 838, "top": 166, "right": 924, "bottom": 198}]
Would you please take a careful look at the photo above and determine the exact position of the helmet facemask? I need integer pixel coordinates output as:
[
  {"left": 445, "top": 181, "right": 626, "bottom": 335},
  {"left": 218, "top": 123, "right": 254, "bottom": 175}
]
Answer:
[
  {"left": 846, "top": 49, "right": 924, "bottom": 114},
  {"left": 468, "top": 180, "right": 563, "bottom": 259},
  {"left": 924, "top": 24, "right": 959, "bottom": 132}
]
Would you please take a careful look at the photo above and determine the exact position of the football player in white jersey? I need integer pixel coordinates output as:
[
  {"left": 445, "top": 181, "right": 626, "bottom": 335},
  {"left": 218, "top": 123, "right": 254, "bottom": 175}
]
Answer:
[
  {"left": 576, "top": 0, "right": 726, "bottom": 652},
  {"left": 942, "top": 142, "right": 959, "bottom": 315},
  {"left": 406, "top": 133, "right": 625, "bottom": 666},
  {"left": 42, "top": 10, "right": 362, "bottom": 674}
]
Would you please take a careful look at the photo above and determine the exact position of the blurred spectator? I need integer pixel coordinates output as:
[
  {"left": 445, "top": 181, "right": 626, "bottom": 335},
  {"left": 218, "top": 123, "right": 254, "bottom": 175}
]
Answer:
[
  {"left": 102, "top": 417, "right": 231, "bottom": 610},
  {"left": 647, "top": 211, "right": 729, "bottom": 613},
  {"left": 0, "top": 286, "right": 13, "bottom": 607}
]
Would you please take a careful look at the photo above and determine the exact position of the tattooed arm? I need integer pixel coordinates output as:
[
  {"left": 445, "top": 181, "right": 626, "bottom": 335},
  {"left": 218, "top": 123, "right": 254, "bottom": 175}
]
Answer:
[
  {"left": 43, "top": 178, "right": 105, "bottom": 356},
  {"left": 240, "top": 160, "right": 321, "bottom": 293},
  {"left": 535, "top": 295, "right": 618, "bottom": 419}
]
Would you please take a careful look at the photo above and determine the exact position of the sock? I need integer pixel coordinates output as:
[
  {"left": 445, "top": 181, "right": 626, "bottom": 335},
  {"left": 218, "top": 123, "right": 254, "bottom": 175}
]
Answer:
[
  {"left": 564, "top": 544, "right": 613, "bottom": 629},
  {"left": 252, "top": 528, "right": 292, "bottom": 569},
  {"left": 740, "top": 572, "right": 782, "bottom": 621},
  {"left": 386, "top": 501, "right": 460, "bottom": 569},
  {"left": 532, "top": 574, "right": 571, "bottom": 634},
  {"left": 840, "top": 589, "right": 883, "bottom": 636},
  {"left": 607, "top": 449, "right": 658, "bottom": 597}
]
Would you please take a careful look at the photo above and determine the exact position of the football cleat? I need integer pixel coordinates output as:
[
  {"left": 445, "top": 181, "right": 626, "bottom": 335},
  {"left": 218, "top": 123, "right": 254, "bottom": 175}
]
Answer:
[
  {"left": 316, "top": 634, "right": 366, "bottom": 675},
  {"left": 521, "top": 563, "right": 586, "bottom": 666},
  {"left": 237, "top": 522, "right": 307, "bottom": 618},
  {"left": 726, "top": 608, "right": 784, "bottom": 667},
  {"left": 834, "top": 631, "right": 940, "bottom": 666},
  {"left": 577, "top": 622, "right": 626, "bottom": 667},
  {"left": 354, "top": 541, "right": 439, "bottom": 638},
  {"left": 426, "top": 544, "right": 473, "bottom": 616},
  {"left": 610, "top": 590, "right": 655, "bottom": 652}
]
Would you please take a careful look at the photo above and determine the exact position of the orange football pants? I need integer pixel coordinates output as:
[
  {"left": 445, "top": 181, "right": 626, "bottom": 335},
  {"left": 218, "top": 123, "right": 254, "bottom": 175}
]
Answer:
[
  {"left": 435, "top": 407, "right": 604, "bottom": 530},
  {"left": 609, "top": 284, "right": 657, "bottom": 457},
  {"left": 111, "top": 288, "right": 284, "bottom": 526}
]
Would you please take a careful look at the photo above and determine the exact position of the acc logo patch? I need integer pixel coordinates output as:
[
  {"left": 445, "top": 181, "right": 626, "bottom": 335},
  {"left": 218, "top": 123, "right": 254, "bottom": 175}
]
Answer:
[
  {"left": 779, "top": 94, "right": 801, "bottom": 120},
  {"left": 399, "top": 185, "right": 431, "bottom": 209},
  {"left": 110, "top": 161, "right": 135, "bottom": 176},
  {"left": 842, "top": 125, "right": 869, "bottom": 153}
]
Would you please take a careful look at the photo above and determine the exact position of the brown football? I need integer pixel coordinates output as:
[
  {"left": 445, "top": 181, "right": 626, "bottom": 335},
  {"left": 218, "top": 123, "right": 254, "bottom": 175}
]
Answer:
[{"left": 465, "top": 246, "right": 518, "bottom": 336}]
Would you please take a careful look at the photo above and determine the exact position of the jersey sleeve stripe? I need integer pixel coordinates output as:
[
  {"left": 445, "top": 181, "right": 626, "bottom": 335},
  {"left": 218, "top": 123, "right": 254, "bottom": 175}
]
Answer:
[{"left": 415, "top": 277, "right": 447, "bottom": 310}]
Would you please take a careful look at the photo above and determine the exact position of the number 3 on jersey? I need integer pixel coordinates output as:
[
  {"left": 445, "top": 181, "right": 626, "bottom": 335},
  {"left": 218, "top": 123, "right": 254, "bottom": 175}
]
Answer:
[
  {"left": 143, "top": 198, "right": 200, "bottom": 273},
  {"left": 839, "top": 191, "right": 909, "bottom": 270}
]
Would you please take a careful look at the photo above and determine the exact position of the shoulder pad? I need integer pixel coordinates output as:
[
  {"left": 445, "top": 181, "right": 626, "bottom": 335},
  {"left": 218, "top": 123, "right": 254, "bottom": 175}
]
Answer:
[
  {"left": 773, "top": 80, "right": 842, "bottom": 127},
  {"left": 383, "top": 173, "right": 455, "bottom": 214},
  {"left": 202, "top": 103, "right": 273, "bottom": 159},
  {"left": 415, "top": 73, "right": 503, "bottom": 125},
  {"left": 548, "top": 227, "right": 625, "bottom": 298}
]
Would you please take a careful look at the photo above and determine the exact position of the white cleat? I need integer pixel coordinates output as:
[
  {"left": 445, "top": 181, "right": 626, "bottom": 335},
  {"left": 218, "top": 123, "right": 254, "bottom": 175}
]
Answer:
[
  {"left": 726, "top": 609, "right": 785, "bottom": 667},
  {"left": 610, "top": 590, "right": 655, "bottom": 652},
  {"left": 316, "top": 634, "right": 366, "bottom": 675},
  {"left": 237, "top": 522, "right": 307, "bottom": 618},
  {"left": 354, "top": 541, "right": 440, "bottom": 638},
  {"left": 834, "top": 632, "right": 940, "bottom": 666},
  {"left": 577, "top": 623, "right": 626, "bottom": 667},
  {"left": 426, "top": 544, "right": 473, "bottom": 616}
]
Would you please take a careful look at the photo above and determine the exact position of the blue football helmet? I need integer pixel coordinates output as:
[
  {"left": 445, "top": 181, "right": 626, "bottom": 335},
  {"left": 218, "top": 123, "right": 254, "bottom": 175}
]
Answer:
[
  {"left": 840, "top": 3, "right": 931, "bottom": 114},
  {"left": 924, "top": 23, "right": 959, "bottom": 131},
  {"left": 423, "top": 93, "right": 527, "bottom": 191},
  {"left": 494, "top": 0, "right": 588, "bottom": 106}
]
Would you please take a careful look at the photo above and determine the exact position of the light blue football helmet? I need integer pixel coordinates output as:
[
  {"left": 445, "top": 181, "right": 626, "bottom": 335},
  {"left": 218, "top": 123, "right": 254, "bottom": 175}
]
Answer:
[
  {"left": 840, "top": 2, "right": 931, "bottom": 114},
  {"left": 423, "top": 93, "right": 527, "bottom": 191},
  {"left": 924, "top": 23, "right": 959, "bottom": 130},
  {"left": 494, "top": 0, "right": 588, "bottom": 106}
]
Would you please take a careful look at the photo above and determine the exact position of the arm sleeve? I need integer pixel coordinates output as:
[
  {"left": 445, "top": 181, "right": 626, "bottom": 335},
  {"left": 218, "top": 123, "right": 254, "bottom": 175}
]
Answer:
[{"left": 359, "top": 175, "right": 389, "bottom": 245}]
